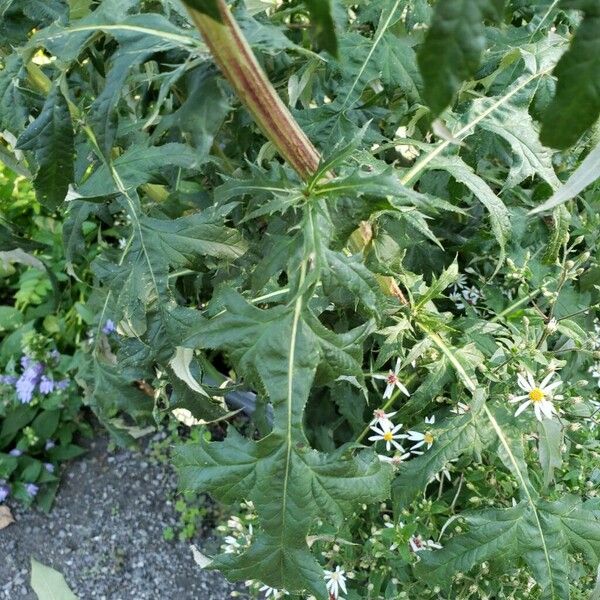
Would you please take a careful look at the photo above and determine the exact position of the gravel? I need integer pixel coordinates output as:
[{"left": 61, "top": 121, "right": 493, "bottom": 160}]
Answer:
[{"left": 0, "top": 432, "right": 245, "bottom": 599}]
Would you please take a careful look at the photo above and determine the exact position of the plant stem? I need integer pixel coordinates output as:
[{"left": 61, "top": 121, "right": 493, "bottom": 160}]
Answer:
[{"left": 186, "top": 1, "right": 321, "bottom": 181}]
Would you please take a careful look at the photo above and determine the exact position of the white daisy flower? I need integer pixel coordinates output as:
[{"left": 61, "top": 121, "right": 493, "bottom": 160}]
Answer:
[
  {"left": 409, "top": 535, "right": 442, "bottom": 553},
  {"left": 324, "top": 566, "right": 347, "bottom": 599},
  {"left": 509, "top": 370, "right": 561, "bottom": 421},
  {"left": 407, "top": 417, "right": 436, "bottom": 451},
  {"left": 377, "top": 451, "right": 411, "bottom": 467},
  {"left": 406, "top": 429, "right": 435, "bottom": 452},
  {"left": 368, "top": 422, "right": 407, "bottom": 452},
  {"left": 373, "top": 358, "right": 410, "bottom": 399},
  {"left": 370, "top": 408, "right": 398, "bottom": 428}
]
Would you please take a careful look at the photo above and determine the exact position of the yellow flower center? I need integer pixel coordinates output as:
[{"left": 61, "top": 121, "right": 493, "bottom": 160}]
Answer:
[
  {"left": 424, "top": 432, "right": 434, "bottom": 445},
  {"left": 383, "top": 431, "right": 394, "bottom": 442},
  {"left": 529, "top": 388, "right": 545, "bottom": 403}
]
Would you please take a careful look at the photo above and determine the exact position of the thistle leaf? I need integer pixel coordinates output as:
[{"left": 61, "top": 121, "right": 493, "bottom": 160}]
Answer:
[
  {"left": 16, "top": 85, "right": 74, "bottom": 210},
  {"left": 418, "top": 0, "right": 506, "bottom": 115},
  {"left": 176, "top": 289, "right": 391, "bottom": 595}
]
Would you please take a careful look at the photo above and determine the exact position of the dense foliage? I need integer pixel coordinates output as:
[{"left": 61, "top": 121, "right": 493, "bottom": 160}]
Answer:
[
  {"left": 0, "top": 167, "right": 90, "bottom": 509},
  {"left": 1, "top": 0, "right": 600, "bottom": 599}
]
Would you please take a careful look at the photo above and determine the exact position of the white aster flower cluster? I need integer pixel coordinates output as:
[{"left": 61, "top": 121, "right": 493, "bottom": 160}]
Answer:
[
  {"left": 447, "top": 273, "right": 482, "bottom": 312},
  {"left": 219, "top": 515, "right": 254, "bottom": 555}
]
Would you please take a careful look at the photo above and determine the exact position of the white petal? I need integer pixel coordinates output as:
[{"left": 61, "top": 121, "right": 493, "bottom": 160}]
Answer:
[
  {"left": 383, "top": 385, "right": 393, "bottom": 399},
  {"left": 517, "top": 373, "right": 530, "bottom": 392},
  {"left": 541, "top": 400, "right": 555, "bottom": 419},
  {"left": 411, "top": 440, "right": 426, "bottom": 450},
  {"left": 544, "top": 380, "right": 562, "bottom": 393},
  {"left": 514, "top": 401, "right": 531, "bottom": 417},
  {"left": 372, "top": 374, "right": 387, "bottom": 380},
  {"left": 509, "top": 394, "right": 529, "bottom": 403},
  {"left": 534, "top": 403, "right": 543, "bottom": 422},
  {"left": 394, "top": 357, "right": 401, "bottom": 375},
  {"left": 407, "top": 431, "right": 424, "bottom": 441},
  {"left": 385, "top": 440, "right": 392, "bottom": 451},
  {"left": 391, "top": 439, "right": 405, "bottom": 452},
  {"left": 526, "top": 371, "right": 536, "bottom": 390},
  {"left": 339, "top": 577, "right": 347, "bottom": 595},
  {"left": 396, "top": 381, "right": 410, "bottom": 396},
  {"left": 389, "top": 422, "right": 402, "bottom": 434},
  {"left": 540, "top": 372, "right": 555, "bottom": 388},
  {"left": 368, "top": 434, "right": 383, "bottom": 442}
]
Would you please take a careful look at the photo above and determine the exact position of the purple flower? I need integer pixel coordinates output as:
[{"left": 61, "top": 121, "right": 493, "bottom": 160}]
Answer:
[
  {"left": 8, "top": 449, "right": 22, "bottom": 457},
  {"left": 15, "top": 362, "right": 44, "bottom": 403},
  {"left": 24, "top": 483, "right": 39, "bottom": 498},
  {"left": 39, "top": 376, "right": 55, "bottom": 395},
  {"left": 102, "top": 319, "right": 116, "bottom": 335},
  {"left": 0, "top": 375, "right": 17, "bottom": 385},
  {"left": 50, "top": 349, "right": 60, "bottom": 362},
  {"left": 20, "top": 356, "right": 31, "bottom": 369},
  {"left": 45, "top": 440, "right": 55, "bottom": 451},
  {"left": 56, "top": 379, "right": 69, "bottom": 391},
  {"left": 44, "top": 463, "right": 55, "bottom": 474},
  {"left": 0, "top": 482, "right": 10, "bottom": 503}
]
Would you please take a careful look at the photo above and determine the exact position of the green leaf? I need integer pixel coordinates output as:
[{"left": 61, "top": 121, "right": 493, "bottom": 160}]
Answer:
[
  {"left": 530, "top": 140, "right": 600, "bottom": 214},
  {"left": 16, "top": 85, "right": 74, "bottom": 210},
  {"left": 0, "top": 54, "right": 28, "bottom": 134},
  {"left": 540, "top": 1, "right": 600, "bottom": 148},
  {"left": 542, "top": 205, "right": 570, "bottom": 265},
  {"left": 78, "top": 143, "right": 200, "bottom": 196},
  {"left": 415, "top": 258, "right": 459, "bottom": 309},
  {"left": 416, "top": 495, "right": 600, "bottom": 599},
  {"left": 140, "top": 207, "right": 248, "bottom": 264},
  {"left": 378, "top": 33, "right": 422, "bottom": 102},
  {"left": 471, "top": 101, "right": 561, "bottom": 190},
  {"left": 393, "top": 391, "right": 489, "bottom": 508},
  {"left": 537, "top": 418, "right": 563, "bottom": 489},
  {"left": 304, "top": 0, "right": 338, "bottom": 57},
  {"left": 176, "top": 288, "right": 390, "bottom": 596},
  {"left": 30, "top": 558, "right": 78, "bottom": 600},
  {"left": 431, "top": 156, "right": 510, "bottom": 265},
  {"left": 418, "top": 0, "right": 506, "bottom": 115}
]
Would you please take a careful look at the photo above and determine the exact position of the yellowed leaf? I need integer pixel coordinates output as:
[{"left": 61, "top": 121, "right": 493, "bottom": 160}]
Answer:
[{"left": 0, "top": 505, "right": 15, "bottom": 530}]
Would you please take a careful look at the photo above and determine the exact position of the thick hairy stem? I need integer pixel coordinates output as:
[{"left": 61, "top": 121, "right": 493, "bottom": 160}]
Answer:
[{"left": 186, "top": 1, "right": 321, "bottom": 180}]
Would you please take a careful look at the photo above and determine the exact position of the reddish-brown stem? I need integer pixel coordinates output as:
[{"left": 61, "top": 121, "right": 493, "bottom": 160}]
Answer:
[{"left": 186, "top": 1, "right": 321, "bottom": 181}]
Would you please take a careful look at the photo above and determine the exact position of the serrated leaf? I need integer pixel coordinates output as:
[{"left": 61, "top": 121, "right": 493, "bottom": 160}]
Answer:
[
  {"left": 417, "top": 495, "right": 600, "bottom": 599},
  {"left": 0, "top": 54, "right": 28, "bottom": 134},
  {"left": 304, "top": 0, "right": 337, "bottom": 56},
  {"left": 530, "top": 140, "right": 600, "bottom": 214},
  {"left": 393, "top": 391, "right": 489, "bottom": 508},
  {"left": 471, "top": 101, "right": 561, "bottom": 190},
  {"left": 538, "top": 418, "right": 563, "bottom": 489},
  {"left": 140, "top": 208, "right": 248, "bottom": 263},
  {"left": 78, "top": 143, "right": 200, "bottom": 196},
  {"left": 31, "top": 558, "right": 78, "bottom": 600},
  {"left": 418, "top": 0, "right": 506, "bottom": 115},
  {"left": 431, "top": 156, "right": 510, "bottom": 266},
  {"left": 16, "top": 85, "right": 74, "bottom": 210},
  {"left": 540, "top": 1, "right": 600, "bottom": 148},
  {"left": 176, "top": 289, "right": 390, "bottom": 596}
]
